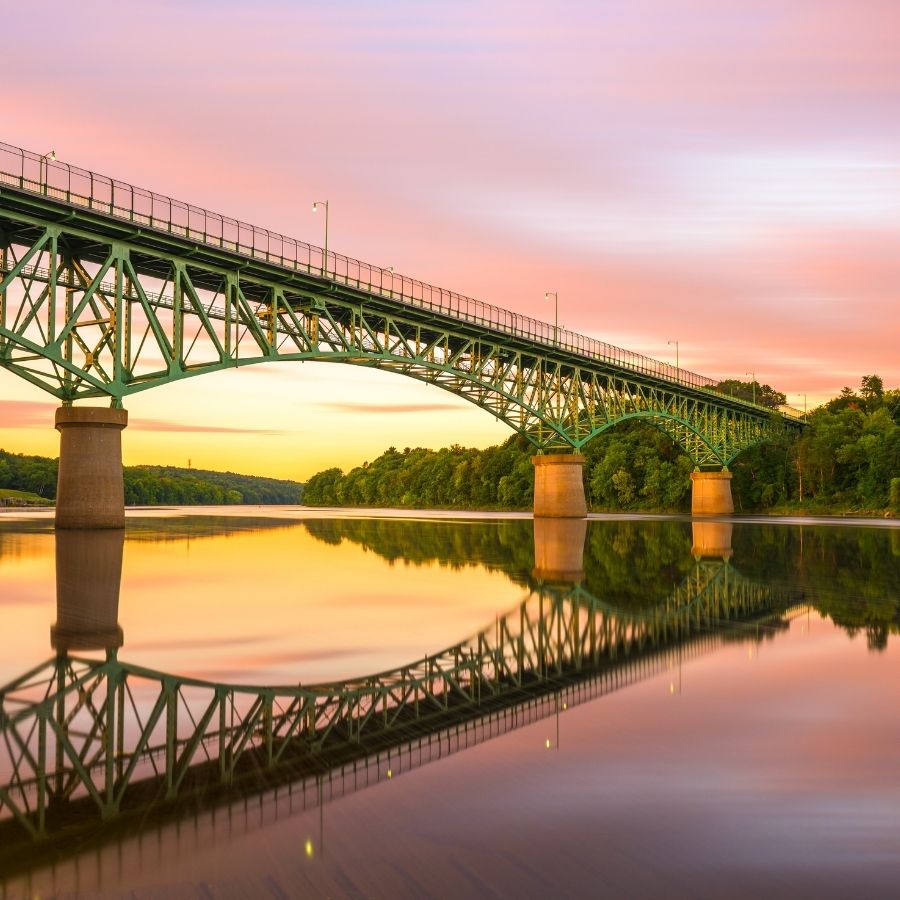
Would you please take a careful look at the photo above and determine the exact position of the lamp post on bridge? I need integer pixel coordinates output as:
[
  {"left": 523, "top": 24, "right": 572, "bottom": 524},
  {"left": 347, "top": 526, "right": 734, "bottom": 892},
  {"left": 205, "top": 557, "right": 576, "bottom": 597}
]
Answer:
[
  {"left": 745, "top": 371, "right": 756, "bottom": 405},
  {"left": 797, "top": 394, "right": 807, "bottom": 419},
  {"left": 544, "top": 291, "right": 559, "bottom": 345},
  {"left": 312, "top": 200, "right": 329, "bottom": 276},
  {"left": 39, "top": 150, "right": 56, "bottom": 194},
  {"left": 668, "top": 340, "right": 679, "bottom": 378}
]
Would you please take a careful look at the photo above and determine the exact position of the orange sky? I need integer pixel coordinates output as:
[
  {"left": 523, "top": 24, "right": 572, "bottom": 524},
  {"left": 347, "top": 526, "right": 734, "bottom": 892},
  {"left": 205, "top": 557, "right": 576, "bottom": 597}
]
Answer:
[{"left": 2, "top": 0, "right": 898, "bottom": 480}]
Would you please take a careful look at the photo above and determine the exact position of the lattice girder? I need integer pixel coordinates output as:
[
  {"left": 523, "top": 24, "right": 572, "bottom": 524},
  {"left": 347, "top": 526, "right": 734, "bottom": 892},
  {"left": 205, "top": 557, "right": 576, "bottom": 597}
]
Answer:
[{"left": 0, "top": 205, "right": 801, "bottom": 466}]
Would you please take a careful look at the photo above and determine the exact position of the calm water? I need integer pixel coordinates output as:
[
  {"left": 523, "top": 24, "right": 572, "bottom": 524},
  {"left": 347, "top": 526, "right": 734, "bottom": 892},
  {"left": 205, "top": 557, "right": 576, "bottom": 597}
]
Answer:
[{"left": 1, "top": 508, "right": 899, "bottom": 899}]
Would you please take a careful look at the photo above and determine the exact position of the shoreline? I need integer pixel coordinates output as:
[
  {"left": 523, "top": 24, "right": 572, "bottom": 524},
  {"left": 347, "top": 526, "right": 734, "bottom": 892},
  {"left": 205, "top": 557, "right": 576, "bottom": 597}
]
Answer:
[{"left": 0, "top": 504, "right": 897, "bottom": 528}]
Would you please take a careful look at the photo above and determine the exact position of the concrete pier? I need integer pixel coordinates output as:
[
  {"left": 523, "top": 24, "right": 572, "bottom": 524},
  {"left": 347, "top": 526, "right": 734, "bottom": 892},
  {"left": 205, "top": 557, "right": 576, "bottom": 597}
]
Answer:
[
  {"left": 55, "top": 406, "right": 128, "bottom": 529},
  {"left": 532, "top": 454, "right": 587, "bottom": 518},
  {"left": 690, "top": 469, "right": 734, "bottom": 515},
  {"left": 691, "top": 521, "right": 734, "bottom": 559},
  {"left": 51, "top": 529, "right": 124, "bottom": 653},
  {"left": 532, "top": 518, "right": 587, "bottom": 584}
]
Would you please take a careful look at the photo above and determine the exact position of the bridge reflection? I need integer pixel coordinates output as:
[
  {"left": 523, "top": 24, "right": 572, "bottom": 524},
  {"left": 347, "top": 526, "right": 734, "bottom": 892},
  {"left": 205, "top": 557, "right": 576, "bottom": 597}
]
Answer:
[{"left": 0, "top": 521, "right": 797, "bottom": 882}]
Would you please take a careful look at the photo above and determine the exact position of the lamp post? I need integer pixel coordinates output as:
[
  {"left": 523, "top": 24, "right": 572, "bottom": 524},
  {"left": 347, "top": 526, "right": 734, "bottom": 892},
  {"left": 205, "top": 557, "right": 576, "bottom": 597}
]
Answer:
[
  {"left": 668, "top": 340, "right": 679, "bottom": 377},
  {"left": 746, "top": 371, "right": 756, "bottom": 404},
  {"left": 312, "top": 200, "right": 329, "bottom": 276},
  {"left": 544, "top": 291, "right": 558, "bottom": 345},
  {"left": 797, "top": 393, "right": 807, "bottom": 419},
  {"left": 39, "top": 150, "right": 56, "bottom": 194}
]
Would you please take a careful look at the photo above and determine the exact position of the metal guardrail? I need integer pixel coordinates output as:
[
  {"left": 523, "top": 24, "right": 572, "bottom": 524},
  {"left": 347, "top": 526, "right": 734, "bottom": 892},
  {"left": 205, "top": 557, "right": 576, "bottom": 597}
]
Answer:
[{"left": 0, "top": 141, "right": 804, "bottom": 421}]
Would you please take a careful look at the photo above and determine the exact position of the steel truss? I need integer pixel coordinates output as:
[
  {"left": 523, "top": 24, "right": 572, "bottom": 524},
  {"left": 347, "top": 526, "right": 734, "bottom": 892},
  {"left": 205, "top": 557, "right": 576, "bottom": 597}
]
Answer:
[
  {"left": 0, "top": 159, "right": 803, "bottom": 465},
  {"left": 0, "top": 560, "right": 796, "bottom": 845}
]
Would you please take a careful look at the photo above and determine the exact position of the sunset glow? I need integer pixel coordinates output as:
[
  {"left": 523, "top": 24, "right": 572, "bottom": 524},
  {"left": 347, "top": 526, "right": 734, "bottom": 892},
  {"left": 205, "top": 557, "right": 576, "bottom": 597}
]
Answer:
[{"left": 3, "top": 0, "right": 898, "bottom": 479}]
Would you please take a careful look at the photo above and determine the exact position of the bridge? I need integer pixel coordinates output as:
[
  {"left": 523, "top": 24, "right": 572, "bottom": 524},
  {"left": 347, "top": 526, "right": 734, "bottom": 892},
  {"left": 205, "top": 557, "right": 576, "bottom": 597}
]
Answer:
[
  {"left": 0, "top": 523, "right": 798, "bottom": 879},
  {"left": 0, "top": 141, "right": 805, "bottom": 524}
]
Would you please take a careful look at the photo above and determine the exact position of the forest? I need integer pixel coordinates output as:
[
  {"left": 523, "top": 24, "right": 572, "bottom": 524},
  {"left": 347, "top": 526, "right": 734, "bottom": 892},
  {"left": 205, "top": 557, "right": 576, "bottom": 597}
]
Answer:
[
  {"left": 0, "top": 452, "right": 303, "bottom": 506},
  {"left": 303, "top": 376, "right": 900, "bottom": 515}
]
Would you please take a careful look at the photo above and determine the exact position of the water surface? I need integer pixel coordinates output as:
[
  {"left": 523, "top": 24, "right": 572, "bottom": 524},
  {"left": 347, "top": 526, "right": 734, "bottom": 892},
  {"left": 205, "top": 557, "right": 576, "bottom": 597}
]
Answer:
[{"left": 0, "top": 508, "right": 898, "bottom": 898}]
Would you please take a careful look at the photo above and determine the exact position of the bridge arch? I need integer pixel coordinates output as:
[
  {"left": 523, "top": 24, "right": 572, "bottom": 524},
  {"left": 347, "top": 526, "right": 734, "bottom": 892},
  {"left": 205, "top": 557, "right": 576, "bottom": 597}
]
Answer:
[{"left": 577, "top": 411, "right": 721, "bottom": 468}]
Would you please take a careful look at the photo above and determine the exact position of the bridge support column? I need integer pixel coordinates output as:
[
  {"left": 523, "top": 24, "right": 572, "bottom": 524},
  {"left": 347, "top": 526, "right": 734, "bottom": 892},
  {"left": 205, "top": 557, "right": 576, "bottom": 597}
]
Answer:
[
  {"left": 532, "top": 454, "right": 587, "bottom": 518},
  {"left": 51, "top": 529, "right": 124, "bottom": 653},
  {"left": 690, "top": 469, "right": 733, "bottom": 516},
  {"left": 55, "top": 407, "right": 128, "bottom": 529}
]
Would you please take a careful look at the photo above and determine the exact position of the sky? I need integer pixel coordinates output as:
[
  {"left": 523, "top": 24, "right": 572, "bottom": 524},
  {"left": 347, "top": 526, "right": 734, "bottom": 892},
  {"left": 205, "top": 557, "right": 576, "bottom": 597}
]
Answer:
[{"left": 1, "top": 0, "right": 898, "bottom": 480}]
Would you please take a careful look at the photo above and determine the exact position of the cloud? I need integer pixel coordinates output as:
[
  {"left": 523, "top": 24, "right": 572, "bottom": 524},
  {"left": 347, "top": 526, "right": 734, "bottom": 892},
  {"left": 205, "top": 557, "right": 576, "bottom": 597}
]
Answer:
[
  {"left": 315, "top": 402, "right": 463, "bottom": 415},
  {"left": 131, "top": 418, "right": 284, "bottom": 435},
  {"left": 0, "top": 400, "right": 282, "bottom": 435},
  {"left": 0, "top": 400, "right": 57, "bottom": 428},
  {"left": 126, "top": 634, "right": 275, "bottom": 652}
]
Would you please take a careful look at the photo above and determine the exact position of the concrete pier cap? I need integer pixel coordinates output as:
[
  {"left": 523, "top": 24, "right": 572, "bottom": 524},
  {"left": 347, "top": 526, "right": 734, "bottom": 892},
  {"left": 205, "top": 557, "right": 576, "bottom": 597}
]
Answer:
[
  {"left": 55, "top": 406, "right": 128, "bottom": 530},
  {"left": 532, "top": 453, "right": 587, "bottom": 519},
  {"left": 690, "top": 469, "right": 734, "bottom": 516}
]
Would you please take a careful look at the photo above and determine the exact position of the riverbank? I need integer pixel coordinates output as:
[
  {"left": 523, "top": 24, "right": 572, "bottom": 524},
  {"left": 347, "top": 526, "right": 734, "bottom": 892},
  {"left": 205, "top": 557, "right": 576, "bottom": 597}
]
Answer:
[
  {"left": 0, "top": 489, "right": 52, "bottom": 508},
  {"left": 3, "top": 504, "right": 898, "bottom": 532}
]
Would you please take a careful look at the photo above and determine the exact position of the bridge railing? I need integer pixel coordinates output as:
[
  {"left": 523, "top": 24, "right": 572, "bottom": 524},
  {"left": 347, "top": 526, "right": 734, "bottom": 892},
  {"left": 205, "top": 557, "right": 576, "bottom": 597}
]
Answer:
[{"left": 0, "top": 142, "right": 803, "bottom": 421}]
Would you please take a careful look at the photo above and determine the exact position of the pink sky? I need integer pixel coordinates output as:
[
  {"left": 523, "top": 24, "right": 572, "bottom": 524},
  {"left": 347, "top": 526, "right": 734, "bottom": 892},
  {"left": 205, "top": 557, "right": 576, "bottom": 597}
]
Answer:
[{"left": 2, "top": 0, "right": 898, "bottom": 479}]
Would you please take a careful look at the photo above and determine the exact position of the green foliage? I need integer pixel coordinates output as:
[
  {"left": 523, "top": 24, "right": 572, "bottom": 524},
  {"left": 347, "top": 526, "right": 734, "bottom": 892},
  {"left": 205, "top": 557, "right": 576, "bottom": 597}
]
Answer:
[
  {"left": 0, "top": 449, "right": 302, "bottom": 506},
  {"left": 305, "top": 376, "right": 897, "bottom": 515},
  {"left": 715, "top": 378, "right": 786, "bottom": 409},
  {"left": 304, "top": 437, "right": 536, "bottom": 510},
  {"left": 584, "top": 421, "right": 693, "bottom": 511},
  {"left": 0, "top": 487, "right": 53, "bottom": 506},
  {"left": 124, "top": 466, "right": 300, "bottom": 506},
  {"left": 732, "top": 376, "right": 899, "bottom": 513},
  {"left": 303, "top": 422, "right": 694, "bottom": 513},
  {"left": 0, "top": 450, "right": 57, "bottom": 499}
]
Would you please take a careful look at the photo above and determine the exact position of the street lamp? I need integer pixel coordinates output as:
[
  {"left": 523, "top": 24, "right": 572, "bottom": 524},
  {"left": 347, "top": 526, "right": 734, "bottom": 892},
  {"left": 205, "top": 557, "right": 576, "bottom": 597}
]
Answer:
[
  {"left": 312, "top": 200, "right": 329, "bottom": 276},
  {"left": 39, "top": 150, "right": 56, "bottom": 193},
  {"left": 745, "top": 371, "right": 756, "bottom": 404},
  {"left": 797, "top": 394, "right": 807, "bottom": 419},
  {"left": 544, "top": 291, "right": 558, "bottom": 345},
  {"left": 668, "top": 340, "right": 679, "bottom": 376}
]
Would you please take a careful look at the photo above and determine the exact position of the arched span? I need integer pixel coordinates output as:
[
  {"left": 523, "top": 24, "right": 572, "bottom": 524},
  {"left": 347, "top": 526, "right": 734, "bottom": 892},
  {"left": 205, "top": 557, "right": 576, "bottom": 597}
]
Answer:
[
  {"left": 574, "top": 410, "right": 781, "bottom": 469},
  {"left": 0, "top": 170, "right": 803, "bottom": 462}
]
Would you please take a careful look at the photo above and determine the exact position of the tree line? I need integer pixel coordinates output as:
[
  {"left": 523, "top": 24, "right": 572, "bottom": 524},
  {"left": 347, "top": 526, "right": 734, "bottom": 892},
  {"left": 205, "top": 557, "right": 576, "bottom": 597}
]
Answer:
[
  {"left": 0, "top": 450, "right": 303, "bottom": 506},
  {"left": 304, "top": 376, "right": 900, "bottom": 515}
]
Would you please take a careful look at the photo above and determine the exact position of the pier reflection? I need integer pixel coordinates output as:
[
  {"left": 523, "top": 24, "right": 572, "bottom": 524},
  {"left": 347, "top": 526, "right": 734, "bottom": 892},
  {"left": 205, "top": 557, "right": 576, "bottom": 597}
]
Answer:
[
  {"left": 691, "top": 520, "right": 733, "bottom": 560},
  {"left": 0, "top": 516, "right": 796, "bottom": 890},
  {"left": 532, "top": 518, "right": 587, "bottom": 584},
  {"left": 51, "top": 529, "right": 124, "bottom": 653}
]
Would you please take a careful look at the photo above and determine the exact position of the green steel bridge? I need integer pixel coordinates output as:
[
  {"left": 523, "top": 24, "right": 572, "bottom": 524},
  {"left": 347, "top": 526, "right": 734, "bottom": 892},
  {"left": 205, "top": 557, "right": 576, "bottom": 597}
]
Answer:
[
  {"left": 0, "top": 559, "right": 798, "bottom": 869},
  {"left": 0, "top": 142, "right": 804, "bottom": 469}
]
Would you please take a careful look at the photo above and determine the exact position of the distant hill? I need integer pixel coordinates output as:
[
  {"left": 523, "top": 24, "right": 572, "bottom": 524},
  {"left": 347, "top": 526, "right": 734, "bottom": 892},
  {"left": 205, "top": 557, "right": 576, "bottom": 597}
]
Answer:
[{"left": 0, "top": 449, "right": 303, "bottom": 506}]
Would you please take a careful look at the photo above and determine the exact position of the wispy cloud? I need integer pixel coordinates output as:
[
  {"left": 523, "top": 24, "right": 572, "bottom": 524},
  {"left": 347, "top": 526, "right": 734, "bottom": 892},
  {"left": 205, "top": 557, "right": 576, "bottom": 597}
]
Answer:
[
  {"left": 0, "top": 400, "right": 56, "bottom": 428},
  {"left": 131, "top": 418, "right": 284, "bottom": 435},
  {"left": 0, "top": 400, "right": 283, "bottom": 435},
  {"left": 315, "top": 402, "right": 462, "bottom": 415}
]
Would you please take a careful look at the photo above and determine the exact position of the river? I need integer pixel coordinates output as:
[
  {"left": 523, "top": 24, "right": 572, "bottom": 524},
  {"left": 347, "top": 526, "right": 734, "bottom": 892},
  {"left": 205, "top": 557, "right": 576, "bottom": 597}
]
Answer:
[{"left": 0, "top": 508, "right": 898, "bottom": 898}]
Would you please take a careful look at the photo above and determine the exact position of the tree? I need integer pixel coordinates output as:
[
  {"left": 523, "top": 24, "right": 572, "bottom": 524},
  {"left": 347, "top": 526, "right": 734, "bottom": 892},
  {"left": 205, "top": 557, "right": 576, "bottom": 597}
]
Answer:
[
  {"left": 860, "top": 374, "right": 884, "bottom": 409},
  {"left": 715, "top": 379, "right": 786, "bottom": 409}
]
